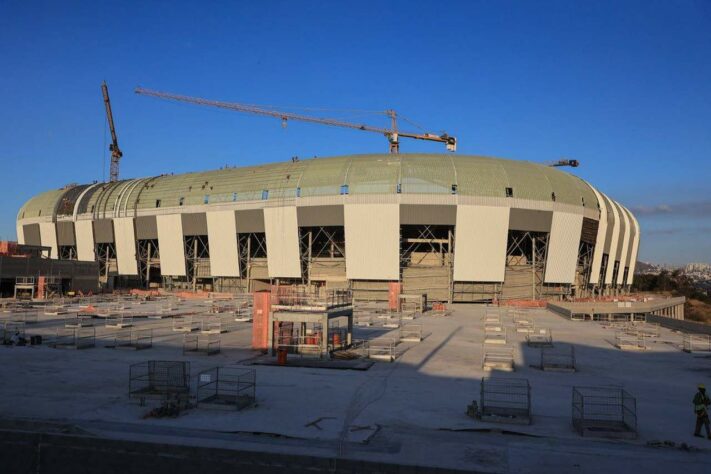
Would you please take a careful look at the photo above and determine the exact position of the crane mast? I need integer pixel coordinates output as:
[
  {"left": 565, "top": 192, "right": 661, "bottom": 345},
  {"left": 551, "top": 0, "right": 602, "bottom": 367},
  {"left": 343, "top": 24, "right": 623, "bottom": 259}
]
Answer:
[
  {"left": 102, "top": 81, "right": 123, "bottom": 182},
  {"left": 134, "top": 87, "right": 456, "bottom": 154}
]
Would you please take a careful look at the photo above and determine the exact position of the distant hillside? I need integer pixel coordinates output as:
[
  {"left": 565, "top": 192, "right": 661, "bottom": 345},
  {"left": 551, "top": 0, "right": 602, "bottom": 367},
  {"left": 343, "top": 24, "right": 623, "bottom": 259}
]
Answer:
[{"left": 635, "top": 261, "right": 657, "bottom": 273}]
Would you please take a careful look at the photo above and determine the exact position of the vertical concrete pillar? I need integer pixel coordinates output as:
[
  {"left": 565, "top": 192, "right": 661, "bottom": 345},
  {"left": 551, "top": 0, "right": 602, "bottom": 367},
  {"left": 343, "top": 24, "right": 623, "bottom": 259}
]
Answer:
[{"left": 322, "top": 314, "right": 329, "bottom": 356}]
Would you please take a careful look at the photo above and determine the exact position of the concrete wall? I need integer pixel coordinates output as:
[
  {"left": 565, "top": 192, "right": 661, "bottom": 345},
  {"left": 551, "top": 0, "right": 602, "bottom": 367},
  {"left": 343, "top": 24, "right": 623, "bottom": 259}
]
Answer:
[{"left": 0, "top": 428, "right": 458, "bottom": 474}]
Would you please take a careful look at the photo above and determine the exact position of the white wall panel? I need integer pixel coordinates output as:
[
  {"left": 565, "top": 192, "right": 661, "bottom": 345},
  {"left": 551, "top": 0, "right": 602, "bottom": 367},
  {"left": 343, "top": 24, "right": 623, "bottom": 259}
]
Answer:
[
  {"left": 114, "top": 217, "right": 138, "bottom": 275},
  {"left": 603, "top": 194, "right": 620, "bottom": 285},
  {"left": 157, "top": 214, "right": 186, "bottom": 277},
  {"left": 39, "top": 222, "right": 58, "bottom": 259},
  {"left": 615, "top": 202, "right": 631, "bottom": 285},
  {"left": 587, "top": 187, "right": 607, "bottom": 285},
  {"left": 207, "top": 210, "right": 240, "bottom": 277},
  {"left": 75, "top": 220, "right": 95, "bottom": 262},
  {"left": 16, "top": 222, "right": 24, "bottom": 245},
  {"left": 344, "top": 204, "right": 399, "bottom": 280},
  {"left": 453, "top": 205, "right": 509, "bottom": 282},
  {"left": 264, "top": 206, "right": 302, "bottom": 278},
  {"left": 626, "top": 209, "right": 640, "bottom": 285},
  {"left": 544, "top": 212, "right": 584, "bottom": 284}
]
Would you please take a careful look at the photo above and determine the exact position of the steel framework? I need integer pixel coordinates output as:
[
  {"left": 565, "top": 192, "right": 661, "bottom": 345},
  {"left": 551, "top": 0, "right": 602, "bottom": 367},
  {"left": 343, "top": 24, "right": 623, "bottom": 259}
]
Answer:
[{"left": 137, "top": 239, "right": 160, "bottom": 287}]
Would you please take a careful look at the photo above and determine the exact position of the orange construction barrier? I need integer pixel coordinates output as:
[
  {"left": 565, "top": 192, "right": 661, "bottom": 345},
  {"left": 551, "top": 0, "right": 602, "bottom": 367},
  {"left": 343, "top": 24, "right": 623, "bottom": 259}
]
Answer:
[
  {"left": 388, "top": 282, "right": 401, "bottom": 312},
  {"left": 251, "top": 290, "right": 271, "bottom": 351}
]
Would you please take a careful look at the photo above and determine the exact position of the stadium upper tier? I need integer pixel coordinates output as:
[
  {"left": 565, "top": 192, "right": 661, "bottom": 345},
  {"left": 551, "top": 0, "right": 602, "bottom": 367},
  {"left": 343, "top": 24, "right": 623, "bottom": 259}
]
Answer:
[{"left": 18, "top": 154, "right": 598, "bottom": 219}]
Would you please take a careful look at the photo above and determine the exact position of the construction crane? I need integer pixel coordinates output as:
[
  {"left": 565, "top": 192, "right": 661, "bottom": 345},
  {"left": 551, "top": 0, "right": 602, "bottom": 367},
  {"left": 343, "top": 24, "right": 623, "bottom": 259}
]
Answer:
[
  {"left": 134, "top": 87, "right": 456, "bottom": 154},
  {"left": 546, "top": 159, "right": 579, "bottom": 168},
  {"left": 102, "top": 81, "right": 123, "bottom": 182}
]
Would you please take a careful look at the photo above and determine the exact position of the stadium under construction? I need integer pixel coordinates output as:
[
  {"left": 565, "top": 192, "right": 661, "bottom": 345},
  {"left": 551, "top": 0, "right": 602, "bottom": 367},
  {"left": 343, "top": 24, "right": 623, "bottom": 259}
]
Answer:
[{"left": 15, "top": 153, "right": 639, "bottom": 302}]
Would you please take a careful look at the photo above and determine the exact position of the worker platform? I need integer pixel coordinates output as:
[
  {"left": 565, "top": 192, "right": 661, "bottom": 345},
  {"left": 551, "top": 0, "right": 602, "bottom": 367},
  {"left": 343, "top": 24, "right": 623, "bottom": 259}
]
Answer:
[{"left": 267, "top": 287, "right": 354, "bottom": 359}]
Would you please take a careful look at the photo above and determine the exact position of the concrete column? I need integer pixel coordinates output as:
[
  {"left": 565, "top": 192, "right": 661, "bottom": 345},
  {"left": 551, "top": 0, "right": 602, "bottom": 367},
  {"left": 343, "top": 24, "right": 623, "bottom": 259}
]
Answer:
[{"left": 322, "top": 314, "right": 329, "bottom": 357}]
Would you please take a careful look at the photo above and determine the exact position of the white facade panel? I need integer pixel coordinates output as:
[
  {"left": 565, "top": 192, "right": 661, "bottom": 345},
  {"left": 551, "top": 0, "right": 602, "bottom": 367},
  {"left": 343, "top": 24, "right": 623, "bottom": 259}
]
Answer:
[
  {"left": 626, "top": 209, "right": 640, "bottom": 285},
  {"left": 39, "top": 222, "right": 58, "bottom": 259},
  {"left": 544, "top": 212, "right": 584, "bottom": 284},
  {"left": 615, "top": 202, "right": 631, "bottom": 285},
  {"left": 75, "top": 220, "right": 95, "bottom": 262},
  {"left": 16, "top": 222, "right": 24, "bottom": 245},
  {"left": 157, "top": 214, "right": 187, "bottom": 277},
  {"left": 264, "top": 206, "right": 302, "bottom": 278},
  {"left": 587, "top": 186, "right": 607, "bottom": 285},
  {"left": 453, "top": 205, "right": 509, "bottom": 282},
  {"left": 114, "top": 217, "right": 138, "bottom": 275},
  {"left": 344, "top": 204, "right": 399, "bottom": 280},
  {"left": 206, "top": 210, "right": 240, "bottom": 277},
  {"left": 603, "top": 194, "right": 620, "bottom": 285}
]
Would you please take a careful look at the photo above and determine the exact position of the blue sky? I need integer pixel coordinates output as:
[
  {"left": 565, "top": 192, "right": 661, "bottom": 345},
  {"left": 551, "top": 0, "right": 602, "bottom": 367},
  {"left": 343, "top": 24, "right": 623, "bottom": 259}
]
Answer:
[{"left": 0, "top": 0, "right": 709, "bottom": 264}]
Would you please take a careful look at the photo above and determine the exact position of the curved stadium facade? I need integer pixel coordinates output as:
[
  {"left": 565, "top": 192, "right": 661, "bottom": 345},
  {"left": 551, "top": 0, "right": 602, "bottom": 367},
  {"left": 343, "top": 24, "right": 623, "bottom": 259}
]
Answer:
[{"left": 16, "top": 154, "right": 639, "bottom": 302}]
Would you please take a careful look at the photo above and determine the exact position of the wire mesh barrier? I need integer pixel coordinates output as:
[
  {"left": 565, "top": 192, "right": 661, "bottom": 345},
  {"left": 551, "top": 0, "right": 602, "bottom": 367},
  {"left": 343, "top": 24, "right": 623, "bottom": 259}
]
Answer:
[
  {"left": 1, "top": 321, "right": 26, "bottom": 344},
  {"left": 526, "top": 328, "right": 553, "bottom": 347},
  {"left": 44, "top": 304, "right": 68, "bottom": 315},
  {"left": 682, "top": 334, "right": 711, "bottom": 353},
  {"left": 112, "top": 328, "right": 153, "bottom": 350},
  {"left": 482, "top": 346, "right": 515, "bottom": 372},
  {"left": 10, "top": 311, "right": 38, "bottom": 324},
  {"left": 183, "top": 333, "right": 221, "bottom": 355},
  {"left": 196, "top": 367, "right": 256, "bottom": 410},
  {"left": 572, "top": 386, "right": 637, "bottom": 439},
  {"left": 482, "top": 311, "right": 501, "bottom": 323},
  {"left": 630, "top": 322, "right": 660, "bottom": 338},
  {"left": 96, "top": 304, "right": 123, "bottom": 318},
  {"left": 159, "top": 298, "right": 179, "bottom": 314},
  {"left": 201, "top": 317, "right": 225, "bottom": 334},
  {"left": 400, "top": 324, "right": 423, "bottom": 342},
  {"left": 484, "top": 320, "right": 504, "bottom": 332},
  {"left": 479, "top": 377, "right": 531, "bottom": 424},
  {"left": 515, "top": 319, "right": 535, "bottom": 334},
  {"left": 64, "top": 313, "right": 94, "bottom": 328},
  {"left": 233, "top": 305, "right": 253, "bottom": 322},
  {"left": 105, "top": 315, "right": 133, "bottom": 329},
  {"left": 614, "top": 332, "right": 648, "bottom": 351},
  {"left": 484, "top": 327, "right": 507, "bottom": 345},
  {"left": 367, "top": 339, "right": 397, "bottom": 362},
  {"left": 173, "top": 316, "right": 198, "bottom": 332},
  {"left": 128, "top": 361, "right": 191, "bottom": 406},
  {"left": 511, "top": 310, "right": 533, "bottom": 325},
  {"left": 540, "top": 345, "right": 576, "bottom": 372},
  {"left": 52, "top": 327, "right": 95, "bottom": 349}
]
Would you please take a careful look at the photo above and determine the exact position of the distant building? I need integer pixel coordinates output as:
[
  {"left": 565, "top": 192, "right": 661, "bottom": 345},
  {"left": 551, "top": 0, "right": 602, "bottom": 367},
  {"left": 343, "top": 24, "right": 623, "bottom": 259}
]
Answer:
[
  {"left": 0, "top": 241, "right": 98, "bottom": 298},
  {"left": 15, "top": 154, "right": 639, "bottom": 301}
]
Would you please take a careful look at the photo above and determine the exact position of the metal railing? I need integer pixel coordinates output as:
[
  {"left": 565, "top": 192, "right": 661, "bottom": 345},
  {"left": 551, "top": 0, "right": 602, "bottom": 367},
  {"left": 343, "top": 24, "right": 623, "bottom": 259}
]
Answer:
[
  {"left": 105, "top": 315, "right": 133, "bottom": 329},
  {"left": 183, "top": 333, "right": 221, "bottom": 355},
  {"left": 196, "top": 367, "right": 256, "bottom": 410},
  {"left": 480, "top": 377, "right": 531, "bottom": 424},
  {"left": 526, "top": 328, "right": 553, "bottom": 347},
  {"left": 482, "top": 346, "right": 515, "bottom": 372},
  {"left": 129, "top": 361, "right": 190, "bottom": 406},
  {"left": 572, "top": 386, "right": 637, "bottom": 437},
  {"left": 614, "top": 331, "right": 647, "bottom": 351},
  {"left": 484, "top": 327, "right": 507, "bottom": 345},
  {"left": 541, "top": 345, "right": 576, "bottom": 372},
  {"left": 53, "top": 326, "right": 95, "bottom": 349},
  {"left": 114, "top": 328, "right": 153, "bottom": 350},
  {"left": 173, "top": 316, "right": 198, "bottom": 332},
  {"left": 683, "top": 334, "right": 711, "bottom": 353},
  {"left": 400, "top": 324, "right": 423, "bottom": 342},
  {"left": 367, "top": 339, "right": 397, "bottom": 362},
  {"left": 271, "top": 287, "right": 352, "bottom": 309}
]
